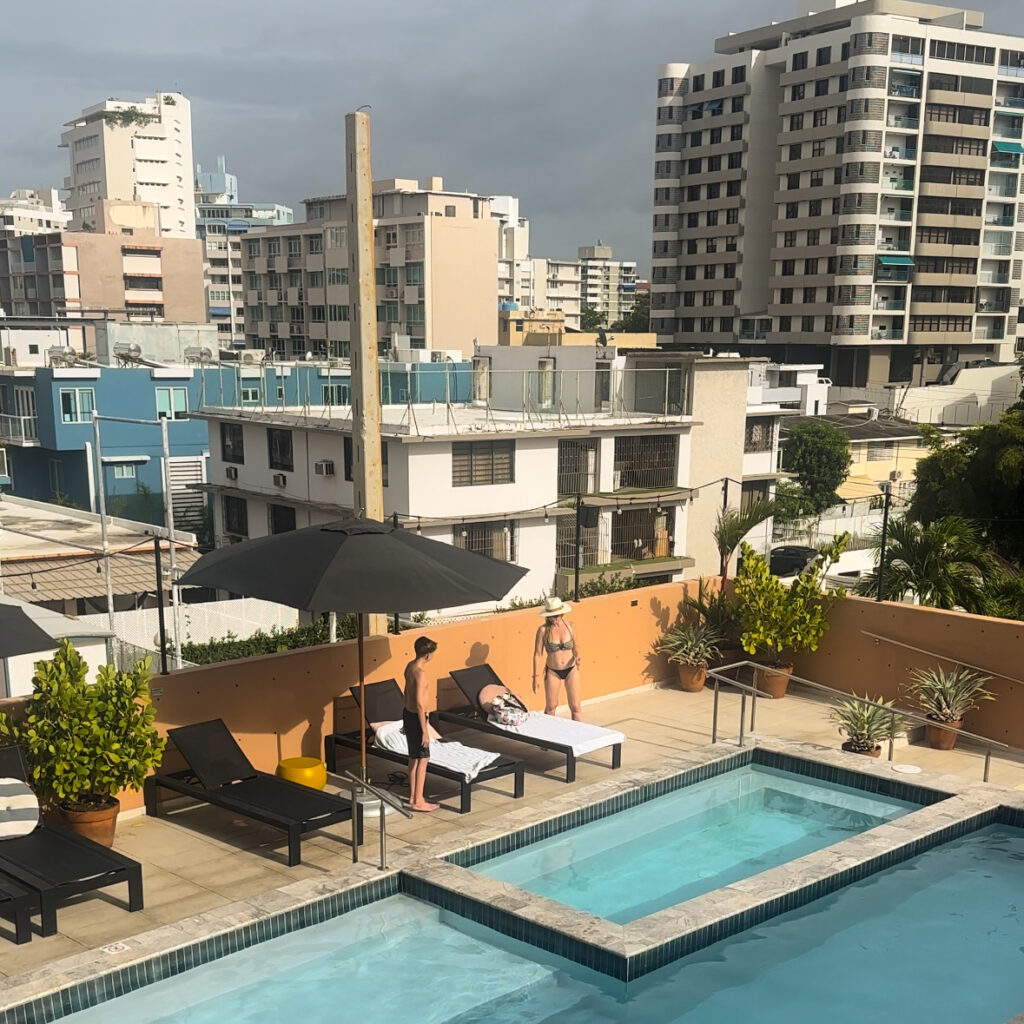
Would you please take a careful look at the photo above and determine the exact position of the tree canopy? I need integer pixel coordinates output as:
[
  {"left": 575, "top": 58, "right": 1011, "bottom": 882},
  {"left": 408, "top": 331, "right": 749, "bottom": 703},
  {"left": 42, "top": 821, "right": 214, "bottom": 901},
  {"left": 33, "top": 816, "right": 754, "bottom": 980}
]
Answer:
[
  {"left": 780, "top": 420, "right": 852, "bottom": 514},
  {"left": 580, "top": 303, "right": 607, "bottom": 331},
  {"left": 909, "top": 411, "right": 1024, "bottom": 565},
  {"left": 609, "top": 292, "right": 650, "bottom": 333}
]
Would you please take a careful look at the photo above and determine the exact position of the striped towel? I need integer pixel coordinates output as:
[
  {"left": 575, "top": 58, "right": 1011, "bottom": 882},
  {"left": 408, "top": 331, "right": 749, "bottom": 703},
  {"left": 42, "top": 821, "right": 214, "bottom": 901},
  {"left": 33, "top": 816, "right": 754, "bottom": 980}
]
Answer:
[{"left": 0, "top": 777, "right": 39, "bottom": 839}]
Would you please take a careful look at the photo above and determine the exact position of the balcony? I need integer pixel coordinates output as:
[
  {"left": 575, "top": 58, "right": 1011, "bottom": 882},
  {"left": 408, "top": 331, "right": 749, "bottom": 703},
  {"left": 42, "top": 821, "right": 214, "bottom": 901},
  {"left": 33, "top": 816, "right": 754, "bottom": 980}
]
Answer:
[
  {"left": 891, "top": 51, "right": 924, "bottom": 66},
  {"left": 879, "top": 210, "right": 912, "bottom": 221},
  {"left": 871, "top": 328, "right": 904, "bottom": 340},
  {"left": 982, "top": 244, "right": 1013, "bottom": 257},
  {"left": 0, "top": 414, "right": 39, "bottom": 446},
  {"left": 875, "top": 269, "right": 911, "bottom": 283},
  {"left": 738, "top": 329, "right": 767, "bottom": 340},
  {"left": 889, "top": 83, "right": 920, "bottom": 99},
  {"left": 990, "top": 153, "right": 1021, "bottom": 169},
  {"left": 985, "top": 214, "right": 1015, "bottom": 227},
  {"left": 975, "top": 326, "right": 1006, "bottom": 340},
  {"left": 979, "top": 271, "right": 1010, "bottom": 284},
  {"left": 883, "top": 147, "right": 917, "bottom": 161},
  {"left": 995, "top": 95, "right": 1024, "bottom": 109},
  {"left": 873, "top": 298, "right": 906, "bottom": 310},
  {"left": 883, "top": 179, "right": 914, "bottom": 192},
  {"left": 886, "top": 116, "right": 920, "bottom": 130},
  {"left": 987, "top": 186, "right": 1017, "bottom": 198},
  {"left": 976, "top": 301, "right": 1010, "bottom": 313},
  {"left": 878, "top": 239, "right": 911, "bottom": 252}
]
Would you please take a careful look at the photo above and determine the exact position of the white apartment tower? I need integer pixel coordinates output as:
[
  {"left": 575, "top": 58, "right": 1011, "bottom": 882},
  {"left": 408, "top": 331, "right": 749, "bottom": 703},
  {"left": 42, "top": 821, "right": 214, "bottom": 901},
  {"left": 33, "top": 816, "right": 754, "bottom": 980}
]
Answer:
[
  {"left": 652, "top": 0, "right": 1024, "bottom": 389},
  {"left": 61, "top": 93, "right": 195, "bottom": 238},
  {"left": 578, "top": 244, "right": 638, "bottom": 325}
]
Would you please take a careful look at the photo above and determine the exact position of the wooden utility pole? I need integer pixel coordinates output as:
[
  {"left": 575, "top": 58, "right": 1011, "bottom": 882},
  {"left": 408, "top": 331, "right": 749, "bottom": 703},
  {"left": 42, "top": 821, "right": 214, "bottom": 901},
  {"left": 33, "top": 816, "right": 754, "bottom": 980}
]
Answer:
[{"left": 346, "top": 110, "right": 387, "bottom": 637}]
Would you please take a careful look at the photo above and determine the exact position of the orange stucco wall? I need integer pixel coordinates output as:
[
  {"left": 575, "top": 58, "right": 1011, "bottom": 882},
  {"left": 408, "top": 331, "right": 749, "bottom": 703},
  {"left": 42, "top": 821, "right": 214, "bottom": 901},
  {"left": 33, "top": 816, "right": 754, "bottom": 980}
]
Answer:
[{"left": 794, "top": 595, "right": 1024, "bottom": 746}]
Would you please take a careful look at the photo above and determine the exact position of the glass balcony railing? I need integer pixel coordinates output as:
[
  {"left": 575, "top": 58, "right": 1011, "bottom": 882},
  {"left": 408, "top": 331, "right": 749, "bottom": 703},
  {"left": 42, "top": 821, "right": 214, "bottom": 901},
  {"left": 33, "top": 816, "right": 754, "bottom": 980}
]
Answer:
[
  {"left": 997, "top": 66, "right": 1024, "bottom": 79},
  {"left": 991, "top": 154, "right": 1021, "bottom": 169},
  {"left": 995, "top": 95, "right": 1024, "bottom": 108},
  {"left": 873, "top": 298, "right": 906, "bottom": 310},
  {"left": 875, "top": 269, "right": 911, "bottom": 282},
  {"left": 987, "top": 187, "right": 1017, "bottom": 197},
  {"left": 871, "top": 328, "right": 905, "bottom": 340},
  {"left": 884, "top": 148, "right": 917, "bottom": 161},
  {"left": 883, "top": 179, "right": 914, "bottom": 191},
  {"left": 878, "top": 239, "right": 911, "bottom": 251},
  {"left": 979, "top": 272, "right": 1010, "bottom": 284},
  {"left": 975, "top": 327, "right": 1006, "bottom": 339},
  {"left": 889, "top": 84, "right": 920, "bottom": 99},
  {"left": 880, "top": 210, "right": 913, "bottom": 221},
  {"left": 976, "top": 301, "right": 1010, "bottom": 313},
  {"left": 0, "top": 414, "right": 39, "bottom": 443},
  {"left": 985, "top": 215, "right": 1015, "bottom": 226},
  {"left": 886, "top": 116, "right": 920, "bottom": 130},
  {"left": 892, "top": 52, "right": 924, "bottom": 66}
]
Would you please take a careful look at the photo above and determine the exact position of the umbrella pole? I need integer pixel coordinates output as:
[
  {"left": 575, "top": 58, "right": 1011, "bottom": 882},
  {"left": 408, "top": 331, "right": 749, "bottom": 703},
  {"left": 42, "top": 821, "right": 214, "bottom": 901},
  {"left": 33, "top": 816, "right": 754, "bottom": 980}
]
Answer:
[{"left": 358, "top": 612, "right": 367, "bottom": 781}]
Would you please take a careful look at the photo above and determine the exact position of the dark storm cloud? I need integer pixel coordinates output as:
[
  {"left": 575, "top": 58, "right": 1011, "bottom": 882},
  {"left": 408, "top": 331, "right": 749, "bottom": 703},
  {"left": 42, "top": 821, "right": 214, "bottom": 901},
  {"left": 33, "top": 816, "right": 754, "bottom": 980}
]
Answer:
[{"left": 2, "top": 0, "right": 1021, "bottom": 271}]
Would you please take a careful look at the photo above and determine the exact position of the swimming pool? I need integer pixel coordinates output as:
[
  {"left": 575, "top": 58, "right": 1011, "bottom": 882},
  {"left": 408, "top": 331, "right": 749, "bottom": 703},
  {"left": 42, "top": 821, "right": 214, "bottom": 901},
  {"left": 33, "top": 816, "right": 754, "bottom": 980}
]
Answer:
[
  {"left": 64, "top": 826, "right": 1024, "bottom": 1023},
  {"left": 471, "top": 764, "right": 918, "bottom": 922}
]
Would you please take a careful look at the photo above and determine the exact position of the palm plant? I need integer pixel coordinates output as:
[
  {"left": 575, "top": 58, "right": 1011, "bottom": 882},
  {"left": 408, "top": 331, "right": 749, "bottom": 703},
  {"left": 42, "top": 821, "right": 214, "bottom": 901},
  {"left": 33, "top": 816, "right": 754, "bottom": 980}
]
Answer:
[
  {"left": 906, "top": 665, "right": 995, "bottom": 723},
  {"left": 714, "top": 499, "right": 776, "bottom": 584},
  {"left": 854, "top": 516, "right": 992, "bottom": 612},
  {"left": 830, "top": 695, "right": 904, "bottom": 754},
  {"left": 683, "top": 578, "right": 742, "bottom": 649}
]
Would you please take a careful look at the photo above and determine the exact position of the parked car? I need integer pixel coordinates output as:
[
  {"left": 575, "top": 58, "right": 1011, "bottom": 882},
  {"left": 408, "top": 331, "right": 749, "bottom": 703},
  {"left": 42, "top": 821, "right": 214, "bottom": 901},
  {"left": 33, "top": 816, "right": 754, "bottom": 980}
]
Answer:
[{"left": 769, "top": 545, "right": 819, "bottom": 577}]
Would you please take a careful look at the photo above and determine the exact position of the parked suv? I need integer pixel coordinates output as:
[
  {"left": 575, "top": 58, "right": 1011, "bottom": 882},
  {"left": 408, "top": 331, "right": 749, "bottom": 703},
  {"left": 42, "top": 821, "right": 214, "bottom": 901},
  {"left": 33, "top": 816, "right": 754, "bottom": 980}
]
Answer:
[{"left": 769, "top": 545, "right": 819, "bottom": 577}]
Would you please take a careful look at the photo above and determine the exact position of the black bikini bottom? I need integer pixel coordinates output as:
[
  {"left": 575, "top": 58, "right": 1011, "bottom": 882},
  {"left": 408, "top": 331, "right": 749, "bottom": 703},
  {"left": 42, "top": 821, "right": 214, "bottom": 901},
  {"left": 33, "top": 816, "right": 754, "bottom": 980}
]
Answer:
[{"left": 547, "top": 661, "right": 577, "bottom": 681}]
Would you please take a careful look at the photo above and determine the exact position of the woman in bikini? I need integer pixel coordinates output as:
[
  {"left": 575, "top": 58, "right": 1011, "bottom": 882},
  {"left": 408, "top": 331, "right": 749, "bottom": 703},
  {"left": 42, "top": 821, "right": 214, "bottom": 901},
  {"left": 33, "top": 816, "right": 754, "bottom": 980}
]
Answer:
[{"left": 533, "top": 596, "right": 583, "bottom": 720}]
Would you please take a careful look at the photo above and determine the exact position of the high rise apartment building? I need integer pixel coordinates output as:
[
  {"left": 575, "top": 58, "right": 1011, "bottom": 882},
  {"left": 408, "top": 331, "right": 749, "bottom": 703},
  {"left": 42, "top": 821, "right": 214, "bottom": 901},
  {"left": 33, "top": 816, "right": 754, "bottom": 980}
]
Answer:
[
  {"left": 242, "top": 177, "right": 497, "bottom": 359},
  {"left": 0, "top": 189, "right": 70, "bottom": 236},
  {"left": 578, "top": 244, "right": 638, "bottom": 325},
  {"left": 652, "top": 0, "right": 1024, "bottom": 388},
  {"left": 60, "top": 94, "right": 195, "bottom": 238},
  {"left": 195, "top": 156, "right": 293, "bottom": 347}
]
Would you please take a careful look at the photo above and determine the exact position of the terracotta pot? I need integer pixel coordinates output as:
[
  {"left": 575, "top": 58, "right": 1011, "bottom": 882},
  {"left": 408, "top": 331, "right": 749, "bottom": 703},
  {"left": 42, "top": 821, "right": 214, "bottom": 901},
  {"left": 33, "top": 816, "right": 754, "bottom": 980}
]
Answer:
[
  {"left": 60, "top": 799, "right": 120, "bottom": 848},
  {"left": 675, "top": 663, "right": 707, "bottom": 693},
  {"left": 925, "top": 716, "right": 962, "bottom": 751},
  {"left": 842, "top": 741, "right": 882, "bottom": 758},
  {"left": 754, "top": 664, "right": 793, "bottom": 699}
]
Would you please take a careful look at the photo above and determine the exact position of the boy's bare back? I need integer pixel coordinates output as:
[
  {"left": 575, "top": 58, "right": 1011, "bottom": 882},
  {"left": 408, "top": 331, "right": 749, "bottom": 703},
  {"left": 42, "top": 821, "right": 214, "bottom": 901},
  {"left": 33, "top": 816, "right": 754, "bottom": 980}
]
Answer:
[{"left": 405, "top": 659, "right": 427, "bottom": 712}]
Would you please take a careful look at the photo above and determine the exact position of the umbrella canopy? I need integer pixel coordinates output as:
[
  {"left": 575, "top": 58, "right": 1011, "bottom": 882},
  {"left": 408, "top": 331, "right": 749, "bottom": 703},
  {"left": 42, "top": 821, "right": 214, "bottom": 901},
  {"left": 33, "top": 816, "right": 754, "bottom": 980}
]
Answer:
[
  {"left": 179, "top": 518, "right": 527, "bottom": 613},
  {"left": 0, "top": 604, "right": 59, "bottom": 660}
]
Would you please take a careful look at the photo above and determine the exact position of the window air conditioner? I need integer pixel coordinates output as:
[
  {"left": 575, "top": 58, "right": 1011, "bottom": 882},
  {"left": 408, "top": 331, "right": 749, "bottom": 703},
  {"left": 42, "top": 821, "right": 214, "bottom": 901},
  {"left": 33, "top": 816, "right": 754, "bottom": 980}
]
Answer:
[
  {"left": 225, "top": 466, "right": 238, "bottom": 481},
  {"left": 272, "top": 473, "right": 287, "bottom": 487},
  {"left": 889, "top": 470, "right": 902, "bottom": 481},
  {"left": 314, "top": 459, "right": 335, "bottom": 477}
]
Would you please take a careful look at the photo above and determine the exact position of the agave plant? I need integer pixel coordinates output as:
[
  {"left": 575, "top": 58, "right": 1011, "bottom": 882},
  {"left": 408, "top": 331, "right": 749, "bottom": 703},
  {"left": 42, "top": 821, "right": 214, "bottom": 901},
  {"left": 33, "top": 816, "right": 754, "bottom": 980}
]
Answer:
[
  {"left": 830, "top": 695, "right": 904, "bottom": 754},
  {"left": 906, "top": 666, "right": 995, "bottom": 723},
  {"left": 655, "top": 623, "right": 722, "bottom": 667}
]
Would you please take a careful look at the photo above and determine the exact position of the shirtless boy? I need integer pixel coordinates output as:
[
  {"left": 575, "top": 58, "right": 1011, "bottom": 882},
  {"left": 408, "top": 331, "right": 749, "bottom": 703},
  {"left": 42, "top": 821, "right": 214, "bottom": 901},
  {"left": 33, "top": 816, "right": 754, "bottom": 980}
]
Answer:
[{"left": 403, "top": 636, "right": 439, "bottom": 812}]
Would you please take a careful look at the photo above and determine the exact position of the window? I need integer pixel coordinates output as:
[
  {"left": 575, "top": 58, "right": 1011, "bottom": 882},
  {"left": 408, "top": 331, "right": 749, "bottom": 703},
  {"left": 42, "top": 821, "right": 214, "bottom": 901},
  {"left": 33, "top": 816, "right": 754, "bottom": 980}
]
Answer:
[
  {"left": 241, "top": 386, "right": 261, "bottom": 403},
  {"left": 287, "top": 237, "right": 301, "bottom": 256},
  {"left": 784, "top": 231, "right": 797, "bottom": 247},
  {"left": 730, "top": 124, "right": 743, "bottom": 141},
  {"left": 321, "top": 383, "right": 351, "bottom": 406},
  {"left": 267, "top": 239, "right": 281, "bottom": 256},
  {"left": 789, "top": 143, "right": 802, "bottom": 160},
  {"left": 710, "top": 127, "right": 722, "bottom": 144},
  {"left": 307, "top": 270, "right": 323, "bottom": 288},
  {"left": 307, "top": 235, "right": 323, "bottom": 254},
  {"left": 792, "top": 84, "right": 805, "bottom": 101},
  {"left": 813, "top": 108, "right": 828, "bottom": 127},
  {"left": 732, "top": 65, "right": 746, "bottom": 84},
  {"left": 405, "top": 262, "right": 424, "bottom": 285},
  {"left": 326, "top": 226, "right": 347, "bottom": 249},
  {"left": 269, "top": 504, "right": 297, "bottom": 534},
  {"left": 328, "top": 304, "right": 349, "bottom": 321},
  {"left": 731, "top": 96, "right": 744, "bottom": 113},
  {"left": 792, "top": 51, "right": 808, "bottom": 71},
  {"left": 811, "top": 139, "right": 826, "bottom": 157},
  {"left": 452, "top": 440, "right": 514, "bottom": 487},
  {"left": 866, "top": 441, "right": 895, "bottom": 462},
  {"left": 692, "top": 74, "right": 705, "bottom": 92},
  {"left": 708, "top": 155, "right": 722, "bottom": 171},
  {"left": 801, "top": 316, "right": 815, "bottom": 332},
  {"left": 781, "top": 259, "right": 796, "bottom": 276},
  {"left": 221, "top": 422, "right": 244, "bottom": 464},
  {"left": 780, "top": 288, "right": 794, "bottom": 304},
  {"left": 790, "top": 113, "right": 804, "bottom": 131},
  {"left": 726, "top": 179, "right": 741, "bottom": 196},
  {"left": 815, "top": 78, "right": 829, "bottom": 96},
  {"left": 707, "top": 182, "right": 720, "bottom": 199},
  {"left": 155, "top": 386, "right": 188, "bottom": 419},
  {"left": 112, "top": 464, "right": 137, "bottom": 479},
  {"left": 453, "top": 520, "right": 517, "bottom": 562},
  {"left": 309, "top": 306, "right": 326, "bottom": 323},
  {"left": 267, "top": 428, "right": 293, "bottom": 472},
  {"left": 59, "top": 387, "right": 95, "bottom": 424},
  {"left": 816, "top": 46, "right": 831, "bottom": 66},
  {"left": 712, "top": 69, "right": 725, "bottom": 88},
  {"left": 808, "top": 199, "right": 822, "bottom": 217},
  {"left": 327, "top": 266, "right": 348, "bottom": 285},
  {"left": 444, "top": 204, "right": 456, "bottom": 217},
  {"left": 223, "top": 496, "right": 248, "bottom": 537}
]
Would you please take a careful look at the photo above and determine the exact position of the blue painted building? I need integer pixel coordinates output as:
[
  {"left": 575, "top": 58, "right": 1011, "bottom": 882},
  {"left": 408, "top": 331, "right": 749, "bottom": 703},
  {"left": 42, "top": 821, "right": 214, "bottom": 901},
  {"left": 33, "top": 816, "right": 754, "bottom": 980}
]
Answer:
[{"left": 0, "top": 359, "right": 471, "bottom": 524}]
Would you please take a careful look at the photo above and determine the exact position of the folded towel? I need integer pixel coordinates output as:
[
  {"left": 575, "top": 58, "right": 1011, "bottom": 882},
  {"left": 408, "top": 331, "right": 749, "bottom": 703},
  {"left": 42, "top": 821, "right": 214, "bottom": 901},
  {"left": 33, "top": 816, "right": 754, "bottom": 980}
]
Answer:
[
  {"left": 490, "top": 712, "right": 625, "bottom": 757},
  {"left": 374, "top": 720, "right": 501, "bottom": 782},
  {"left": 0, "top": 778, "right": 39, "bottom": 839}
]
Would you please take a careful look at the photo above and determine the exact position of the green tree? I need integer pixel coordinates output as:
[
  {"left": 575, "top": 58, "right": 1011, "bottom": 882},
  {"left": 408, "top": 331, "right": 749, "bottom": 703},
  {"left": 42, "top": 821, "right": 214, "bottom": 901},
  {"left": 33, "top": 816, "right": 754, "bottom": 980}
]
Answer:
[
  {"left": 854, "top": 516, "right": 992, "bottom": 612},
  {"left": 609, "top": 292, "right": 650, "bottom": 332},
  {"left": 772, "top": 481, "right": 814, "bottom": 524},
  {"left": 713, "top": 499, "right": 776, "bottom": 584},
  {"left": 580, "top": 303, "right": 607, "bottom": 331},
  {"left": 780, "top": 420, "right": 852, "bottom": 513},
  {"left": 909, "top": 410, "right": 1024, "bottom": 565}
]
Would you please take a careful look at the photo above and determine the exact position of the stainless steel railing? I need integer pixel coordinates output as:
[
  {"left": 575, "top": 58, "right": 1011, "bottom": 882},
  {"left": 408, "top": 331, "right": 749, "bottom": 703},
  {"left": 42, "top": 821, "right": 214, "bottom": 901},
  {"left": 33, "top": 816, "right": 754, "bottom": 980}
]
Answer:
[
  {"left": 340, "top": 769, "right": 413, "bottom": 869},
  {"left": 706, "top": 659, "right": 1015, "bottom": 783}
]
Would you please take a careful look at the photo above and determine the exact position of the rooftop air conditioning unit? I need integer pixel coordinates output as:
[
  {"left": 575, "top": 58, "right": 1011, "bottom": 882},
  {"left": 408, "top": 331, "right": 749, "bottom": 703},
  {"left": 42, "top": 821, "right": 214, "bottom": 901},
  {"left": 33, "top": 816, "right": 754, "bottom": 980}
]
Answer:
[
  {"left": 430, "top": 351, "right": 446, "bottom": 363},
  {"left": 272, "top": 473, "right": 287, "bottom": 487},
  {"left": 225, "top": 466, "right": 238, "bottom": 481},
  {"left": 314, "top": 459, "right": 335, "bottom": 477},
  {"left": 889, "top": 470, "right": 902, "bottom": 481},
  {"left": 240, "top": 349, "right": 266, "bottom": 365}
]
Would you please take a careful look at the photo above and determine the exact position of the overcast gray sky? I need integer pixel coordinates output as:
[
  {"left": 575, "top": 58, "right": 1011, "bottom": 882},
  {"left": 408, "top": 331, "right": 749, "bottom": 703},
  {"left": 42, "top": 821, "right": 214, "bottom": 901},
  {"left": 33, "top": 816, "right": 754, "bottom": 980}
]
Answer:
[{"left": 3, "top": 0, "right": 1021, "bottom": 271}]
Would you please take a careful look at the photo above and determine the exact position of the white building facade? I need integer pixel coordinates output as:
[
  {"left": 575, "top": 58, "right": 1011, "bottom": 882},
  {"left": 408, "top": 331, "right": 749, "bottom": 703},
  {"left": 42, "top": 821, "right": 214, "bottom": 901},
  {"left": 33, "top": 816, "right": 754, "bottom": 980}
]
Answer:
[{"left": 0, "top": 189, "right": 70, "bottom": 237}]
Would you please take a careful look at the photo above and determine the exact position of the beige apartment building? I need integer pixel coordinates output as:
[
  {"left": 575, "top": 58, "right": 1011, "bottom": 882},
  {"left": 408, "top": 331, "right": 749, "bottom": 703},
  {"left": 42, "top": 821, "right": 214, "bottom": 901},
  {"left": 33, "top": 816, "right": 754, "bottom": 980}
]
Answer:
[
  {"left": 0, "top": 189, "right": 70, "bottom": 236},
  {"left": 60, "top": 93, "right": 195, "bottom": 238},
  {"left": 0, "top": 200, "right": 205, "bottom": 323},
  {"left": 652, "top": 0, "right": 1024, "bottom": 389},
  {"left": 241, "top": 177, "right": 497, "bottom": 359},
  {"left": 579, "top": 244, "right": 638, "bottom": 325}
]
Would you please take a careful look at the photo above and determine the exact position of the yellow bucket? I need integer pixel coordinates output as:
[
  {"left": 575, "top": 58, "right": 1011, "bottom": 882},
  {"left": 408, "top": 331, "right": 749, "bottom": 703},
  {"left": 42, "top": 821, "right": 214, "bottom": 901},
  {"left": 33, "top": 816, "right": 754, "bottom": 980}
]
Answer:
[{"left": 276, "top": 756, "right": 327, "bottom": 791}]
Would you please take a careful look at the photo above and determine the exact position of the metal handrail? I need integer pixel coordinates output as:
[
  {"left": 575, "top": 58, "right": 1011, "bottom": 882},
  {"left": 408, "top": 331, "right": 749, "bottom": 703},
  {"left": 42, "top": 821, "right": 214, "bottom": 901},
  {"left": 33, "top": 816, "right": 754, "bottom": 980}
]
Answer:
[
  {"left": 340, "top": 769, "right": 413, "bottom": 870},
  {"left": 705, "top": 659, "right": 1016, "bottom": 782}
]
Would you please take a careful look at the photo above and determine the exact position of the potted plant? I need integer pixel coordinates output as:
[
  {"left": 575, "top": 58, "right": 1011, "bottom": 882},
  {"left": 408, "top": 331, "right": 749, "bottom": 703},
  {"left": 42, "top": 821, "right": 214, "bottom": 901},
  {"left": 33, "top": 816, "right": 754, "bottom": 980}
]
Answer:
[
  {"left": 683, "top": 580, "right": 743, "bottom": 664},
  {"left": 831, "top": 695, "right": 904, "bottom": 758},
  {"left": 734, "top": 536, "right": 847, "bottom": 699},
  {"left": 0, "top": 640, "right": 165, "bottom": 847},
  {"left": 906, "top": 665, "right": 995, "bottom": 751},
  {"left": 655, "top": 623, "right": 722, "bottom": 692}
]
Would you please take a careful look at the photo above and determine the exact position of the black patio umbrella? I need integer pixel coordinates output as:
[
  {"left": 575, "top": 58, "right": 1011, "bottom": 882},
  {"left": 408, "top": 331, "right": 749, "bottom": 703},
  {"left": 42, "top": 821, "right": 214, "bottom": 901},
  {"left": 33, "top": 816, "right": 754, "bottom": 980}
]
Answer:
[
  {"left": 0, "top": 604, "right": 56, "bottom": 660},
  {"left": 179, "top": 517, "right": 528, "bottom": 776}
]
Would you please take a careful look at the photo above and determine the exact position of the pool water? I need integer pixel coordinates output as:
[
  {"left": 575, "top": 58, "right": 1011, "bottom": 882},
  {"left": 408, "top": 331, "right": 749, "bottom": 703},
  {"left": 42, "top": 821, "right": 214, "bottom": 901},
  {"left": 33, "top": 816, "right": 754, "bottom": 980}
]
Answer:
[
  {"left": 472, "top": 764, "right": 917, "bottom": 922},
  {"left": 70, "top": 827, "right": 1024, "bottom": 1023}
]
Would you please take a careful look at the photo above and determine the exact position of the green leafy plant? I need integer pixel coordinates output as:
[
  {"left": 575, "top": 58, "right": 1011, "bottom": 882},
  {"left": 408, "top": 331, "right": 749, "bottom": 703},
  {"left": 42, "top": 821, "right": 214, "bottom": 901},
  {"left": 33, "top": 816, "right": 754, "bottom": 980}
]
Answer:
[
  {"left": 683, "top": 579, "right": 742, "bottom": 649},
  {"left": 655, "top": 622, "right": 721, "bottom": 667},
  {"left": 780, "top": 420, "right": 852, "bottom": 513},
  {"left": 734, "top": 535, "right": 848, "bottom": 666},
  {"left": 713, "top": 500, "right": 776, "bottom": 583},
  {"left": 102, "top": 107, "right": 157, "bottom": 128},
  {"left": 905, "top": 665, "right": 995, "bottom": 723},
  {"left": 0, "top": 640, "right": 165, "bottom": 810},
  {"left": 830, "top": 694, "right": 904, "bottom": 753}
]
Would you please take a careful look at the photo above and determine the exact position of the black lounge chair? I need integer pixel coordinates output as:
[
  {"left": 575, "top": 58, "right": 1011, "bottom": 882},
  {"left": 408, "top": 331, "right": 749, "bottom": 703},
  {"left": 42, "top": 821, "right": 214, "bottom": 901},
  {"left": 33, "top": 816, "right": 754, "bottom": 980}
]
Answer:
[
  {"left": 144, "top": 719, "right": 362, "bottom": 866},
  {"left": 325, "top": 679, "right": 525, "bottom": 814},
  {"left": 435, "top": 664, "right": 624, "bottom": 783},
  {"left": 0, "top": 746, "right": 143, "bottom": 937},
  {"left": 0, "top": 878, "right": 33, "bottom": 945}
]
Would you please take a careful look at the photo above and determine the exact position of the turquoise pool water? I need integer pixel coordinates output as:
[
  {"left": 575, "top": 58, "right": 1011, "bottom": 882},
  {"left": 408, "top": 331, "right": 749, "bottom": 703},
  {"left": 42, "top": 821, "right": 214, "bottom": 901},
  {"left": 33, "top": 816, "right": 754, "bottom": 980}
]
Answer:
[
  {"left": 69, "top": 826, "right": 1024, "bottom": 1023},
  {"left": 472, "top": 764, "right": 917, "bottom": 922}
]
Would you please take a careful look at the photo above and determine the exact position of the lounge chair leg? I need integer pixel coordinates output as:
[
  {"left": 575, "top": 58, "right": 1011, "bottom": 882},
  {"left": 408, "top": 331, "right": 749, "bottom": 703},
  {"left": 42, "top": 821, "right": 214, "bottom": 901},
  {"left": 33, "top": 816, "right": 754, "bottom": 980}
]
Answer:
[
  {"left": 39, "top": 896, "right": 57, "bottom": 938},
  {"left": 612, "top": 744, "right": 622, "bottom": 770},
  {"left": 460, "top": 782, "right": 471, "bottom": 814},
  {"left": 128, "top": 866, "right": 144, "bottom": 912},
  {"left": 566, "top": 754, "right": 576, "bottom": 784},
  {"left": 143, "top": 776, "right": 159, "bottom": 817},
  {"left": 513, "top": 767, "right": 525, "bottom": 799},
  {"left": 287, "top": 827, "right": 302, "bottom": 867},
  {"left": 14, "top": 906, "right": 31, "bottom": 945},
  {"left": 324, "top": 736, "right": 336, "bottom": 774}
]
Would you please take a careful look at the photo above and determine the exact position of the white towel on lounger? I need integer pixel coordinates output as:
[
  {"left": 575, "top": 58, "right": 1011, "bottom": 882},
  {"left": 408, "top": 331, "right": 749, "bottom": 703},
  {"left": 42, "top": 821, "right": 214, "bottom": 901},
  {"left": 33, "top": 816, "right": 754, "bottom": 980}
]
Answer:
[
  {"left": 374, "top": 720, "right": 500, "bottom": 782},
  {"left": 488, "top": 712, "right": 624, "bottom": 757}
]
